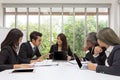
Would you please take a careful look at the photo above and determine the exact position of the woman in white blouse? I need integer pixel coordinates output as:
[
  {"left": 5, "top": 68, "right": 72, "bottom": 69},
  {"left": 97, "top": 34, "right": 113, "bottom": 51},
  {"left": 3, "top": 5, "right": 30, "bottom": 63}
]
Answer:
[{"left": 88, "top": 28, "right": 120, "bottom": 76}]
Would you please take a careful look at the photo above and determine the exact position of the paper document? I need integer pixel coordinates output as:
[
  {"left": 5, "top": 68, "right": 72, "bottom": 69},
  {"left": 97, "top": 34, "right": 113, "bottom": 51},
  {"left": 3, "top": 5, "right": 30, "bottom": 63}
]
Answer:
[{"left": 31, "top": 60, "right": 58, "bottom": 67}]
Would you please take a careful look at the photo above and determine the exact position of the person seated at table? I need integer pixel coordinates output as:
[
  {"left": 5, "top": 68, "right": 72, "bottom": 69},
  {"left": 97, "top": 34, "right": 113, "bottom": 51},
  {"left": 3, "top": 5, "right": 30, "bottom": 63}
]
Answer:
[
  {"left": 88, "top": 28, "right": 120, "bottom": 76},
  {"left": 0, "top": 28, "right": 32, "bottom": 71},
  {"left": 46, "top": 33, "right": 73, "bottom": 61},
  {"left": 18, "top": 31, "right": 43, "bottom": 63},
  {"left": 83, "top": 32, "right": 106, "bottom": 63}
]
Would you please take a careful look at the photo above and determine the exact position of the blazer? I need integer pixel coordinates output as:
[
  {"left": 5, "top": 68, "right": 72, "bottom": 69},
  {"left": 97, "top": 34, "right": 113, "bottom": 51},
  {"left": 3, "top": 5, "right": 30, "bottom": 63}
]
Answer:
[
  {"left": 84, "top": 46, "right": 106, "bottom": 63},
  {"left": 96, "top": 45, "right": 120, "bottom": 76},
  {"left": 0, "top": 45, "right": 21, "bottom": 71},
  {"left": 49, "top": 44, "right": 73, "bottom": 59},
  {"left": 84, "top": 47, "right": 96, "bottom": 63},
  {"left": 18, "top": 41, "right": 41, "bottom": 63}
]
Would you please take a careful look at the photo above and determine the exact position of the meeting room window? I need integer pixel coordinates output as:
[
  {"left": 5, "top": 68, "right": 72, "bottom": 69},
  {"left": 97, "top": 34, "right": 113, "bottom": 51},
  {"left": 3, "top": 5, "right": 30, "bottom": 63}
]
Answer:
[{"left": 2, "top": 4, "right": 110, "bottom": 57}]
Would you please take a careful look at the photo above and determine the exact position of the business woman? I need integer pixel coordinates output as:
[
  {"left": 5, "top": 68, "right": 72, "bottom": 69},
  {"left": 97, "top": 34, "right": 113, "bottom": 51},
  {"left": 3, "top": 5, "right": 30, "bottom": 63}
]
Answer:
[
  {"left": 88, "top": 28, "right": 120, "bottom": 76},
  {"left": 48, "top": 33, "right": 73, "bottom": 60},
  {"left": 0, "top": 28, "right": 32, "bottom": 71}
]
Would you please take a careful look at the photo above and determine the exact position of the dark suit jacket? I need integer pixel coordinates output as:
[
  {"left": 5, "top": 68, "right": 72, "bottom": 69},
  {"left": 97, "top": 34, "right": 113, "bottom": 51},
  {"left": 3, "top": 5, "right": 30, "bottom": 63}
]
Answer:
[
  {"left": 94, "top": 49, "right": 106, "bottom": 65},
  {"left": 84, "top": 47, "right": 96, "bottom": 63},
  {"left": 49, "top": 44, "right": 73, "bottom": 60},
  {"left": 18, "top": 41, "right": 41, "bottom": 63},
  {"left": 0, "top": 45, "right": 21, "bottom": 71},
  {"left": 84, "top": 46, "right": 106, "bottom": 63},
  {"left": 96, "top": 45, "right": 120, "bottom": 76}
]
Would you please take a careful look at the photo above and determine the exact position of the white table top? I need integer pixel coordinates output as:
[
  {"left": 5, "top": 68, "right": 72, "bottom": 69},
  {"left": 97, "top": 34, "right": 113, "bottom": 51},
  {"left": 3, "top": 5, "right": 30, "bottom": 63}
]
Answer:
[{"left": 0, "top": 60, "right": 120, "bottom": 80}]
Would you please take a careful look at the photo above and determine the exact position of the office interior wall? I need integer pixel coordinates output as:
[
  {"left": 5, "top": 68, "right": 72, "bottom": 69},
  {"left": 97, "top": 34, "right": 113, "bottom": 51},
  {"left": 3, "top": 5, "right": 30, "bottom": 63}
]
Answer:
[
  {"left": 0, "top": 3, "right": 3, "bottom": 27},
  {"left": 0, "top": 0, "right": 120, "bottom": 36},
  {"left": 0, "top": 28, "right": 26, "bottom": 49},
  {"left": 110, "top": 0, "right": 120, "bottom": 37}
]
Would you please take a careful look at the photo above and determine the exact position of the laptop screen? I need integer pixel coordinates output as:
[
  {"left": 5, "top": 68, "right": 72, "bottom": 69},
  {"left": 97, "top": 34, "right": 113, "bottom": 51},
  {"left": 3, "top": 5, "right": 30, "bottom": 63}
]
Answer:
[
  {"left": 53, "top": 51, "right": 67, "bottom": 61},
  {"left": 74, "top": 54, "right": 82, "bottom": 68}
]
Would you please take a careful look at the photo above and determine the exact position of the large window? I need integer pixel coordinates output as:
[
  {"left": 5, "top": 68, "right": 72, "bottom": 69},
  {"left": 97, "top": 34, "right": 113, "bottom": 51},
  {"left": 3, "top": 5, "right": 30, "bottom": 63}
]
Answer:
[{"left": 3, "top": 4, "right": 110, "bottom": 57}]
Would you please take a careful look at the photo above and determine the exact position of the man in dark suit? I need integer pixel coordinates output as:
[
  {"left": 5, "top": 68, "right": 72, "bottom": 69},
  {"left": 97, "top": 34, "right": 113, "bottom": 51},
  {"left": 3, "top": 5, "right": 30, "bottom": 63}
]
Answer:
[{"left": 18, "top": 31, "right": 43, "bottom": 63}]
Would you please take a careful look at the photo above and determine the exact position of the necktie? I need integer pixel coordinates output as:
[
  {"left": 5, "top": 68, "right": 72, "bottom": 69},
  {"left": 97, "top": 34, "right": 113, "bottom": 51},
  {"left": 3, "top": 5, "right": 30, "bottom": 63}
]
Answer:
[
  {"left": 33, "top": 47, "right": 36, "bottom": 54},
  {"left": 32, "top": 47, "right": 37, "bottom": 59}
]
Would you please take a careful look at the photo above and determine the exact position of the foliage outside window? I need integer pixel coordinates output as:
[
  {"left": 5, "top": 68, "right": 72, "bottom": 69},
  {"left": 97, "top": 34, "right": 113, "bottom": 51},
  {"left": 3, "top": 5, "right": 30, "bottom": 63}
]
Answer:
[{"left": 3, "top": 6, "right": 109, "bottom": 57}]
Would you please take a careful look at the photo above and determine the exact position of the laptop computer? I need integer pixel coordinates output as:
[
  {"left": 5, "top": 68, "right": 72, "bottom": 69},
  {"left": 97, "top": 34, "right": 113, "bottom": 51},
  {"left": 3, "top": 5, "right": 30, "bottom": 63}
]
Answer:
[
  {"left": 53, "top": 51, "right": 67, "bottom": 61},
  {"left": 74, "top": 54, "right": 82, "bottom": 68},
  {"left": 74, "top": 54, "right": 88, "bottom": 69}
]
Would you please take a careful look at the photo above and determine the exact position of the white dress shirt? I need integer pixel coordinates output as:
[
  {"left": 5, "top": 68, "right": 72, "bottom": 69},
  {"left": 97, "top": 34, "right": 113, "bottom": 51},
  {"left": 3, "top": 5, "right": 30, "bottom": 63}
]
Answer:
[
  {"left": 105, "top": 46, "right": 114, "bottom": 67},
  {"left": 30, "top": 42, "right": 36, "bottom": 49},
  {"left": 30, "top": 42, "right": 37, "bottom": 59}
]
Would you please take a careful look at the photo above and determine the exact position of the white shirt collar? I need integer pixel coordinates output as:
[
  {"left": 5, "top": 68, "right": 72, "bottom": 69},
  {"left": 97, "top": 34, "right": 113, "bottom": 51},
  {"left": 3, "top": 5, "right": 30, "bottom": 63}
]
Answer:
[
  {"left": 105, "top": 46, "right": 114, "bottom": 67},
  {"left": 105, "top": 46, "right": 114, "bottom": 57},
  {"left": 30, "top": 42, "right": 35, "bottom": 49}
]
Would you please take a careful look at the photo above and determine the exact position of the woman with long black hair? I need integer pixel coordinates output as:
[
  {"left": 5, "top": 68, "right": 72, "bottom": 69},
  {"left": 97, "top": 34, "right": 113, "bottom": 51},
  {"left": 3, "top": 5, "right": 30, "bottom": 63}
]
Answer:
[
  {"left": 0, "top": 28, "right": 32, "bottom": 71},
  {"left": 47, "top": 33, "right": 73, "bottom": 60}
]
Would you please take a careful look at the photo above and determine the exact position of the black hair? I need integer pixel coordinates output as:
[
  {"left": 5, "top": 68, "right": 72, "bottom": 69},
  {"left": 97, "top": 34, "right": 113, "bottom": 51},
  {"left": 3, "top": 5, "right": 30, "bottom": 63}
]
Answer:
[
  {"left": 56, "top": 33, "right": 68, "bottom": 51},
  {"left": 1, "top": 28, "right": 23, "bottom": 49},
  {"left": 30, "top": 31, "right": 42, "bottom": 42}
]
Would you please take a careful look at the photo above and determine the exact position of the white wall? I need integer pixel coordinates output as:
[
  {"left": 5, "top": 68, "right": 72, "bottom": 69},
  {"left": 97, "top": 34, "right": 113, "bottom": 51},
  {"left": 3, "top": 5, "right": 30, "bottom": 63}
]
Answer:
[
  {"left": 110, "top": 0, "right": 120, "bottom": 36},
  {"left": 0, "top": 28, "right": 26, "bottom": 50},
  {"left": 0, "top": 3, "right": 3, "bottom": 27},
  {"left": 0, "top": 0, "right": 120, "bottom": 36}
]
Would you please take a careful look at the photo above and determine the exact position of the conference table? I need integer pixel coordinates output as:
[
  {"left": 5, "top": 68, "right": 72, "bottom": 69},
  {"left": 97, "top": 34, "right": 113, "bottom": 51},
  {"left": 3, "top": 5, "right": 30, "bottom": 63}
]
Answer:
[{"left": 0, "top": 60, "right": 120, "bottom": 80}]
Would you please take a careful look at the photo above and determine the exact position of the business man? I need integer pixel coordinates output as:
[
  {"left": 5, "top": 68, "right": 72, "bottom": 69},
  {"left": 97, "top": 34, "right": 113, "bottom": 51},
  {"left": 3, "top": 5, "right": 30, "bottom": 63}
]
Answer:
[
  {"left": 83, "top": 32, "right": 105, "bottom": 63},
  {"left": 18, "top": 31, "right": 43, "bottom": 63}
]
